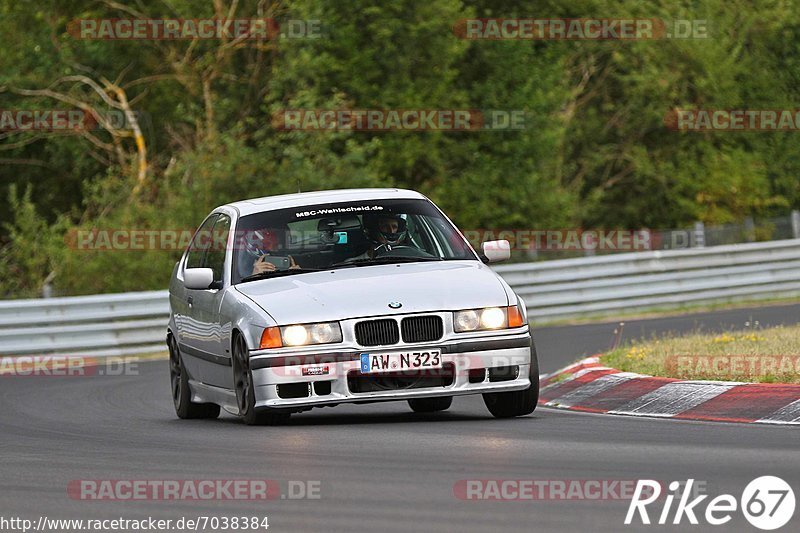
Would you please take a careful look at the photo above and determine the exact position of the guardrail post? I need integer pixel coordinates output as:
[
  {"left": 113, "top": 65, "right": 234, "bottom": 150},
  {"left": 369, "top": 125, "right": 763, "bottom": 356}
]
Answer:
[
  {"left": 41, "top": 271, "right": 56, "bottom": 299},
  {"left": 744, "top": 216, "right": 755, "bottom": 242},
  {"left": 692, "top": 221, "right": 705, "bottom": 248},
  {"left": 792, "top": 210, "right": 800, "bottom": 239}
]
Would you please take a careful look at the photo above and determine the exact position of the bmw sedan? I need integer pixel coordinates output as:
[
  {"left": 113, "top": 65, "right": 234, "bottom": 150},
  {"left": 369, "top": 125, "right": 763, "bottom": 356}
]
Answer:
[{"left": 167, "top": 188, "right": 538, "bottom": 425}]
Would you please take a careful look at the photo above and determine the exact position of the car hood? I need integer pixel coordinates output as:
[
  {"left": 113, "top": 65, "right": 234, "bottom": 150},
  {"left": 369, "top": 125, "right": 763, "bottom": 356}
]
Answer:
[{"left": 234, "top": 261, "right": 510, "bottom": 324}]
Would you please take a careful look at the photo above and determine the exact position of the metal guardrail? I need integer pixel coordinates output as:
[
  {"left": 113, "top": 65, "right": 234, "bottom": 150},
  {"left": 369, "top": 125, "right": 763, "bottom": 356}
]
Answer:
[
  {"left": 1, "top": 239, "right": 799, "bottom": 356},
  {"left": 0, "top": 290, "right": 169, "bottom": 356},
  {"left": 495, "top": 238, "right": 800, "bottom": 322}
]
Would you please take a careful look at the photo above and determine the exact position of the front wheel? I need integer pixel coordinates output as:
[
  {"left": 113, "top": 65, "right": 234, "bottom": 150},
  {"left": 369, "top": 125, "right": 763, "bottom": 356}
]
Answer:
[
  {"left": 168, "top": 335, "right": 220, "bottom": 419},
  {"left": 408, "top": 396, "right": 453, "bottom": 413},
  {"left": 482, "top": 342, "right": 539, "bottom": 418},
  {"left": 232, "top": 334, "right": 290, "bottom": 426}
]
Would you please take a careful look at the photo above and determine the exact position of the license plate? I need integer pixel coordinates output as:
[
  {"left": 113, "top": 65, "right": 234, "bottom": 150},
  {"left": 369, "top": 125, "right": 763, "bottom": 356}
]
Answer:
[{"left": 359, "top": 350, "right": 442, "bottom": 374}]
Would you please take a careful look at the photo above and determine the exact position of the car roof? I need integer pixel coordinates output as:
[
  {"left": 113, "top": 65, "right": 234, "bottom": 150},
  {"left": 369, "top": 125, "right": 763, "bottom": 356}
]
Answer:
[{"left": 222, "top": 188, "right": 428, "bottom": 216}]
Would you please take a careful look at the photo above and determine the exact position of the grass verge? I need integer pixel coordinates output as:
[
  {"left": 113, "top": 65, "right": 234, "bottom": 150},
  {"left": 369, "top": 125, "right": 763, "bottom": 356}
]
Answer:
[
  {"left": 602, "top": 324, "right": 800, "bottom": 383},
  {"left": 531, "top": 295, "right": 800, "bottom": 326}
]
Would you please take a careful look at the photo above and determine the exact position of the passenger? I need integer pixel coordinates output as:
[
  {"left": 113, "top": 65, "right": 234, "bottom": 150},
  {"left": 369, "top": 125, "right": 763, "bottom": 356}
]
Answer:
[{"left": 240, "top": 229, "right": 300, "bottom": 276}]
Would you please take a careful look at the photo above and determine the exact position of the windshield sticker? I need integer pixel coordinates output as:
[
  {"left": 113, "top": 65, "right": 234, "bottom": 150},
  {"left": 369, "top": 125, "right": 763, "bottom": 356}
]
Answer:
[{"left": 295, "top": 205, "right": 384, "bottom": 218}]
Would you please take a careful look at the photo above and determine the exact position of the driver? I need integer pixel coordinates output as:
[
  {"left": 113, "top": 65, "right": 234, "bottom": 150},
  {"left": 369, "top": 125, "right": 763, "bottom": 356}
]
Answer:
[{"left": 348, "top": 213, "right": 409, "bottom": 261}]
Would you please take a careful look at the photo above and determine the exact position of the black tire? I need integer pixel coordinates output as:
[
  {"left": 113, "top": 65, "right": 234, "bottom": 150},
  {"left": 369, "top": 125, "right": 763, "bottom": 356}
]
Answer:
[
  {"left": 232, "top": 333, "right": 291, "bottom": 426},
  {"left": 168, "top": 335, "right": 220, "bottom": 419},
  {"left": 408, "top": 396, "right": 453, "bottom": 413},
  {"left": 482, "top": 342, "right": 539, "bottom": 418}
]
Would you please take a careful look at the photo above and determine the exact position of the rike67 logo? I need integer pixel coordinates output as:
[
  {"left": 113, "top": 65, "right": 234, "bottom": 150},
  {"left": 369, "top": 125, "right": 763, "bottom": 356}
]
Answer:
[{"left": 626, "top": 477, "right": 795, "bottom": 530}]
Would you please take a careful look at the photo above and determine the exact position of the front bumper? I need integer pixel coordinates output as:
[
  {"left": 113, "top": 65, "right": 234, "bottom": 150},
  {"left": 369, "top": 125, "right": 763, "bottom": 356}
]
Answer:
[{"left": 248, "top": 333, "right": 532, "bottom": 410}]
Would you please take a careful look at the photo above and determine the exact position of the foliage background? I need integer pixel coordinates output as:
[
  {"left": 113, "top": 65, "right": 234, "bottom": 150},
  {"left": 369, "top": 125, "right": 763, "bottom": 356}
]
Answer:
[{"left": 1, "top": 0, "right": 798, "bottom": 296}]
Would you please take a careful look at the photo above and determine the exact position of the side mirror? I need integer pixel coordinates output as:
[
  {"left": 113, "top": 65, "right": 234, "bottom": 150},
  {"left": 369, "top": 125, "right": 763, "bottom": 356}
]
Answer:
[
  {"left": 481, "top": 240, "right": 511, "bottom": 263},
  {"left": 184, "top": 268, "right": 215, "bottom": 290}
]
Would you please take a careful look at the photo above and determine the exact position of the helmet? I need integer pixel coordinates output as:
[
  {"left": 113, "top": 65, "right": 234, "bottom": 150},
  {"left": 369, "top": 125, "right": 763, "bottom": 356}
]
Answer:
[
  {"left": 363, "top": 213, "right": 408, "bottom": 246},
  {"left": 237, "top": 227, "right": 288, "bottom": 278},
  {"left": 241, "top": 228, "right": 284, "bottom": 256}
]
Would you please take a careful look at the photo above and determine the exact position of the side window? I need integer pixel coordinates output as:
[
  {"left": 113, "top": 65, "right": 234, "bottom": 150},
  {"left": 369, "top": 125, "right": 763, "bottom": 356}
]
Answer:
[
  {"left": 205, "top": 214, "right": 231, "bottom": 283},
  {"left": 185, "top": 215, "right": 218, "bottom": 269}
]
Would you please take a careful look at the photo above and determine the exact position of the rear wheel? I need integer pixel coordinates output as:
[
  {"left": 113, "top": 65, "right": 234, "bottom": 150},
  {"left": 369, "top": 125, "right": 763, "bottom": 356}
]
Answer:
[
  {"left": 233, "top": 334, "right": 290, "bottom": 426},
  {"left": 482, "top": 342, "right": 539, "bottom": 418},
  {"left": 168, "top": 335, "right": 220, "bottom": 419},
  {"left": 408, "top": 396, "right": 453, "bottom": 413}
]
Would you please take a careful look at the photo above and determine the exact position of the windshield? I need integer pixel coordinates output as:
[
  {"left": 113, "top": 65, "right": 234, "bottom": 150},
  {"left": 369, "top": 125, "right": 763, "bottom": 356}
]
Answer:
[{"left": 232, "top": 198, "right": 477, "bottom": 283}]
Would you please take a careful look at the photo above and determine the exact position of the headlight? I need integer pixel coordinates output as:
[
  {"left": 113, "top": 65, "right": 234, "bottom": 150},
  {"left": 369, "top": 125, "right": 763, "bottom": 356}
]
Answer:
[
  {"left": 454, "top": 309, "right": 480, "bottom": 332},
  {"left": 453, "top": 306, "right": 525, "bottom": 332},
  {"left": 480, "top": 307, "right": 506, "bottom": 329},
  {"left": 282, "top": 325, "right": 309, "bottom": 346},
  {"left": 260, "top": 322, "right": 342, "bottom": 348}
]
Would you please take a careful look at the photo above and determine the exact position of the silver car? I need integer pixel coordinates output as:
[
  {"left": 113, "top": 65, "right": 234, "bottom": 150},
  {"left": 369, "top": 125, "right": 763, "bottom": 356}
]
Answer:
[{"left": 167, "top": 188, "right": 538, "bottom": 425}]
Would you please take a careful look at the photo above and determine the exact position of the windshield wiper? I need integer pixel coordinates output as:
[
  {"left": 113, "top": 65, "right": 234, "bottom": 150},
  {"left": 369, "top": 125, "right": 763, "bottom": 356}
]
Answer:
[
  {"left": 331, "top": 256, "right": 442, "bottom": 268},
  {"left": 239, "top": 268, "right": 322, "bottom": 283}
]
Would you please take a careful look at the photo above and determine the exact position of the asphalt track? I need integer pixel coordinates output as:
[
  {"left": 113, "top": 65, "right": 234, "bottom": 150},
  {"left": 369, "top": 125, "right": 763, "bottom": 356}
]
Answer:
[{"left": 1, "top": 303, "right": 799, "bottom": 532}]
